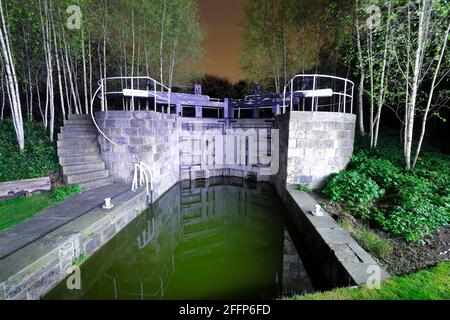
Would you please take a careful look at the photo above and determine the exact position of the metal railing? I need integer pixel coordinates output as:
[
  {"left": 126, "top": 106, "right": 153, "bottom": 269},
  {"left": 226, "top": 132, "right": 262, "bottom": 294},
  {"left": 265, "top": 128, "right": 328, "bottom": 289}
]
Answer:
[
  {"left": 132, "top": 162, "right": 154, "bottom": 199},
  {"left": 282, "top": 74, "right": 355, "bottom": 114},
  {"left": 89, "top": 76, "right": 172, "bottom": 147},
  {"left": 98, "top": 76, "right": 172, "bottom": 113}
]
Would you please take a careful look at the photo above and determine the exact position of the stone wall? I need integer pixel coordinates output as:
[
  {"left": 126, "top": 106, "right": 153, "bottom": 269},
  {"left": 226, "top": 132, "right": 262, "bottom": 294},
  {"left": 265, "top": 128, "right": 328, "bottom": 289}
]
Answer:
[
  {"left": 179, "top": 118, "right": 275, "bottom": 182},
  {"left": 274, "top": 112, "right": 356, "bottom": 189},
  {"left": 96, "top": 111, "right": 180, "bottom": 201},
  {"left": 97, "top": 111, "right": 356, "bottom": 198},
  {"left": 0, "top": 189, "right": 147, "bottom": 300}
]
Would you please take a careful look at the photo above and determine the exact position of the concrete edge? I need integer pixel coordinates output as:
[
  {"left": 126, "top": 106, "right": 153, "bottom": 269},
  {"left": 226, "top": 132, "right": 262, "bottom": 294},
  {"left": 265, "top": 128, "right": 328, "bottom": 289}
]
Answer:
[
  {"left": 0, "top": 188, "right": 148, "bottom": 300},
  {"left": 279, "top": 184, "right": 389, "bottom": 288}
]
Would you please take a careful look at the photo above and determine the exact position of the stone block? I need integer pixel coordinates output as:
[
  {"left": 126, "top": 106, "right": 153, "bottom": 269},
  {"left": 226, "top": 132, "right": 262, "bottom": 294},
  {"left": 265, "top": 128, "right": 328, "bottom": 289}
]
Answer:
[
  {"left": 130, "top": 119, "right": 146, "bottom": 128},
  {"left": 123, "top": 128, "right": 138, "bottom": 136},
  {"left": 130, "top": 137, "right": 144, "bottom": 145},
  {"left": 114, "top": 137, "right": 128, "bottom": 145}
]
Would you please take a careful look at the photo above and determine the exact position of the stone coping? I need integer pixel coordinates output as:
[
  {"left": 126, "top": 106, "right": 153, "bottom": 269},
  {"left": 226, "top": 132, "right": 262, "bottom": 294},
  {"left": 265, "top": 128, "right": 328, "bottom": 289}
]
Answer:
[
  {"left": 0, "top": 176, "right": 51, "bottom": 198},
  {"left": 0, "top": 187, "right": 148, "bottom": 300},
  {"left": 0, "top": 184, "right": 130, "bottom": 260},
  {"left": 282, "top": 184, "right": 389, "bottom": 287}
]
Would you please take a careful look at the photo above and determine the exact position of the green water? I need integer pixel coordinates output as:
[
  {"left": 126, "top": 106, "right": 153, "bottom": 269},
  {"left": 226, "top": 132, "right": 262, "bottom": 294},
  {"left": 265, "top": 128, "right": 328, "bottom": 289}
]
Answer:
[{"left": 45, "top": 178, "right": 312, "bottom": 300}]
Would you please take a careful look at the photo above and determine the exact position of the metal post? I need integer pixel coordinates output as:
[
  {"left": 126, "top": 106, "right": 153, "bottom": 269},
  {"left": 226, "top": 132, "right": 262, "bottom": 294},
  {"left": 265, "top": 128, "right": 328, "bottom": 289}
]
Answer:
[
  {"left": 154, "top": 80, "right": 157, "bottom": 112},
  {"left": 101, "top": 79, "right": 105, "bottom": 112},
  {"left": 290, "top": 81, "right": 294, "bottom": 111},
  {"left": 312, "top": 75, "right": 317, "bottom": 112},
  {"left": 350, "top": 82, "right": 354, "bottom": 114},
  {"left": 168, "top": 88, "right": 171, "bottom": 115},
  {"left": 344, "top": 81, "right": 348, "bottom": 113}
]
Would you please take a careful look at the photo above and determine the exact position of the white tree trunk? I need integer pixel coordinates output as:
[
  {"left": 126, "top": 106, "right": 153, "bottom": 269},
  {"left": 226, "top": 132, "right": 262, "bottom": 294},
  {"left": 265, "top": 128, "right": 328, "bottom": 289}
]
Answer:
[
  {"left": 373, "top": 0, "right": 392, "bottom": 147},
  {"left": 355, "top": 13, "right": 365, "bottom": 136},
  {"left": 160, "top": 0, "right": 167, "bottom": 84},
  {"left": 405, "top": 0, "right": 431, "bottom": 170},
  {"left": 412, "top": 22, "right": 449, "bottom": 168},
  {"left": 0, "top": 0, "right": 24, "bottom": 150}
]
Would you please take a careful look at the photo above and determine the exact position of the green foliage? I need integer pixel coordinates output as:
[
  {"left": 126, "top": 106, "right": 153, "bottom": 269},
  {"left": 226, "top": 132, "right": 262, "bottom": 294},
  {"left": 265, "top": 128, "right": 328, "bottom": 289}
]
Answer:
[
  {"left": 0, "top": 185, "right": 81, "bottom": 232},
  {"left": 323, "top": 171, "right": 384, "bottom": 204},
  {"left": 297, "top": 183, "right": 310, "bottom": 192},
  {"left": 51, "top": 185, "right": 81, "bottom": 202},
  {"left": 0, "top": 193, "right": 58, "bottom": 231},
  {"left": 0, "top": 120, "right": 59, "bottom": 182},
  {"left": 324, "top": 135, "right": 450, "bottom": 242},
  {"left": 72, "top": 253, "right": 88, "bottom": 267},
  {"left": 292, "top": 263, "right": 450, "bottom": 300}
]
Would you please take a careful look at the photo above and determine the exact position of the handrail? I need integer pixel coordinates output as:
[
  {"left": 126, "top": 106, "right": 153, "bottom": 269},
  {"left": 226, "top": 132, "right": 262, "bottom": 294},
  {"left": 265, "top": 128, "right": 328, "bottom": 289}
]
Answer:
[
  {"left": 98, "top": 76, "right": 172, "bottom": 114},
  {"left": 282, "top": 74, "right": 355, "bottom": 114},
  {"left": 132, "top": 162, "right": 154, "bottom": 197},
  {"left": 90, "top": 85, "right": 118, "bottom": 146}
]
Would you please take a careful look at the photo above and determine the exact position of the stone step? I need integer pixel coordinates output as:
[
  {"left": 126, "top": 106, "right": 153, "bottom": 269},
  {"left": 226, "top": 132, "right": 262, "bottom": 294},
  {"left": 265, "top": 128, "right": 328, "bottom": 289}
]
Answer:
[
  {"left": 62, "top": 161, "right": 106, "bottom": 175},
  {"left": 57, "top": 146, "right": 99, "bottom": 157},
  {"left": 59, "top": 154, "right": 102, "bottom": 166},
  {"left": 58, "top": 132, "right": 97, "bottom": 141},
  {"left": 64, "top": 169, "right": 110, "bottom": 184},
  {"left": 64, "top": 119, "right": 94, "bottom": 126},
  {"left": 57, "top": 138, "right": 98, "bottom": 149},
  {"left": 67, "top": 114, "right": 92, "bottom": 120},
  {"left": 77, "top": 176, "right": 114, "bottom": 191},
  {"left": 60, "top": 126, "right": 97, "bottom": 134}
]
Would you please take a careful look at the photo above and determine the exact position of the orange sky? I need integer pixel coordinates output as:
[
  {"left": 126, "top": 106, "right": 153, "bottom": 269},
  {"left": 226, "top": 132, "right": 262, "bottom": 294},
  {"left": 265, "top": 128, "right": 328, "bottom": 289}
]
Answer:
[{"left": 197, "top": 0, "right": 245, "bottom": 83}]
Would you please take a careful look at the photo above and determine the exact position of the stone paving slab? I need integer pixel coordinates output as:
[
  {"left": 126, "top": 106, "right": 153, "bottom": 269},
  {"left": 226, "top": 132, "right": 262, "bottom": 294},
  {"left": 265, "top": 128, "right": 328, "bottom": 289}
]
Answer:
[{"left": 0, "top": 184, "right": 129, "bottom": 260}]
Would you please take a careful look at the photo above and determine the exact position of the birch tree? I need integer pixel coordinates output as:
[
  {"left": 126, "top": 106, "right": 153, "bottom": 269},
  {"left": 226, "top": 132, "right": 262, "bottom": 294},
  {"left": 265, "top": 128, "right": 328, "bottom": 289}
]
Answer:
[{"left": 0, "top": 0, "right": 24, "bottom": 150}]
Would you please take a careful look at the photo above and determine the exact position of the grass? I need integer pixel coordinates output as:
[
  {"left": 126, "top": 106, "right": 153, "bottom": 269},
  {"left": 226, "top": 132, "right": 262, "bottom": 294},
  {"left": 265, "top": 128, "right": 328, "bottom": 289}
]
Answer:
[
  {"left": 292, "top": 263, "right": 450, "bottom": 300},
  {"left": 339, "top": 217, "right": 392, "bottom": 259},
  {"left": 0, "top": 185, "right": 81, "bottom": 232}
]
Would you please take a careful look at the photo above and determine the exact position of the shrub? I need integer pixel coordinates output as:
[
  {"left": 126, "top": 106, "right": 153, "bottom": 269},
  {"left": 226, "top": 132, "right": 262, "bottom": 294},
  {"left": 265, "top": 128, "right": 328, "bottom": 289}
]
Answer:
[
  {"left": 351, "top": 157, "right": 401, "bottom": 191},
  {"left": 0, "top": 120, "right": 59, "bottom": 182},
  {"left": 297, "top": 183, "right": 310, "bottom": 191},
  {"left": 323, "top": 171, "right": 384, "bottom": 204},
  {"left": 324, "top": 134, "right": 450, "bottom": 242},
  {"left": 51, "top": 185, "right": 81, "bottom": 201}
]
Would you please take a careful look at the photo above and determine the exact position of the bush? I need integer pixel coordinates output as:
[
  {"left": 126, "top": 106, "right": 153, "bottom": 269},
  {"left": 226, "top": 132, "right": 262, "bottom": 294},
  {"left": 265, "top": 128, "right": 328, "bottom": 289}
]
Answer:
[
  {"left": 323, "top": 171, "right": 384, "bottom": 204},
  {"left": 297, "top": 183, "right": 310, "bottom": 191},
  {"left": 351, "top": 157, "right": 401, "bottom": 191},
  {"left": 324, "top": 134, "right": 450, "bottom": 242},
  {"left": 51, "top": 185, "right": 81, "bottom": 201},
  {"left": 0, "top": 120, "right": 59, "bottom": 182}
]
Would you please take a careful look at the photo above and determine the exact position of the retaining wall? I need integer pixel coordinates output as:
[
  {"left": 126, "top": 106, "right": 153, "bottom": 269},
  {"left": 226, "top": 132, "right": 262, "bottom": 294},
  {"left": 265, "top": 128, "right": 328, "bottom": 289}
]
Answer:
[
  {"left": 96, "top": 111, "right": 180, "bottom": 201},
  {"left": 274, "top": 112, "right": 356, "bottom": 189}
]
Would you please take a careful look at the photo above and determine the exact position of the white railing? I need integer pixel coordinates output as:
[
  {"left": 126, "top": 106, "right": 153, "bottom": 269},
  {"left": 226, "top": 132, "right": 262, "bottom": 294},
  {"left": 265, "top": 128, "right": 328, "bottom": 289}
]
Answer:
[
  {"left": 98, "top": 76, "right": 172, "bottom": 113},
  {"left": 282, "top": 74, "right": 354, "bottom": 114},
  {"left": 132, "top": 162, "right": 154, "bottom": 198},
  {"left": 89, "top": 76, "right": 172, "bottom": 147}
]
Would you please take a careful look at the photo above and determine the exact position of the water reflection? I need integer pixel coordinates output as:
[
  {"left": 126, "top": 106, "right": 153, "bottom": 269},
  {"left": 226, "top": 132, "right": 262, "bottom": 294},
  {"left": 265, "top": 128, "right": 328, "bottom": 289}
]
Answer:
[{"left": 45, "top": 178, "right": 313, "bottom": 300}]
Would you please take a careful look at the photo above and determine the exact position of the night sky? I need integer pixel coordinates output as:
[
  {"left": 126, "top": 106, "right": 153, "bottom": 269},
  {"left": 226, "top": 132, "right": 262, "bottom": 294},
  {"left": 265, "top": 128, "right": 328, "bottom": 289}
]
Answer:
[{"left": 197, "top": 0, "right": 245, "bottom": 83}]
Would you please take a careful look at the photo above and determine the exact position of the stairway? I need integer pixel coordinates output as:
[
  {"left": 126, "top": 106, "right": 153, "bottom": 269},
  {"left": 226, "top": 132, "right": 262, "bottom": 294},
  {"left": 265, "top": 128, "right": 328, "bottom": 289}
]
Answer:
[{"left": 57, "top": 114, "right": 113, "bottom": 190}]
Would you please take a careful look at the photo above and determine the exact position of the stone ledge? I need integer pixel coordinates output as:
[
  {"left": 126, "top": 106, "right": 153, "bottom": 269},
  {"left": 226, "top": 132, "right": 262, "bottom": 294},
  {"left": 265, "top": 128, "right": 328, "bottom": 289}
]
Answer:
[
  {"left": 279, "top": 184, "right": 389, "bottom": 288},
  {"left": 0, "top": 188, "right": 148, "bottom": 300}
]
